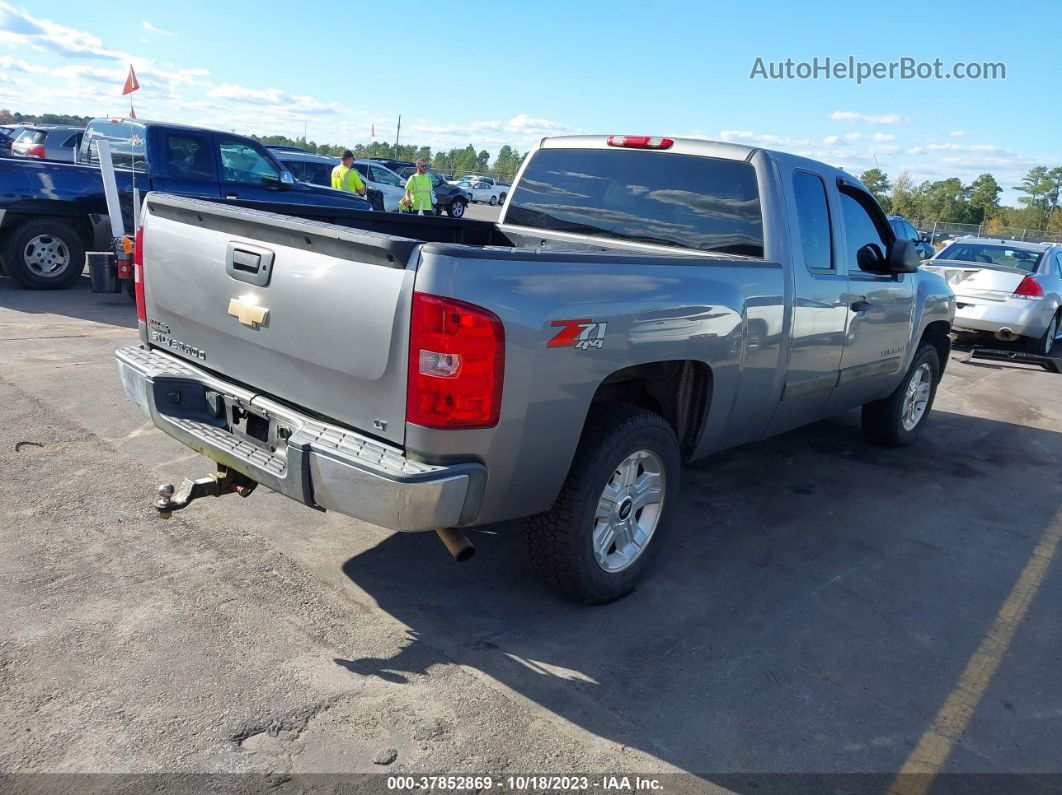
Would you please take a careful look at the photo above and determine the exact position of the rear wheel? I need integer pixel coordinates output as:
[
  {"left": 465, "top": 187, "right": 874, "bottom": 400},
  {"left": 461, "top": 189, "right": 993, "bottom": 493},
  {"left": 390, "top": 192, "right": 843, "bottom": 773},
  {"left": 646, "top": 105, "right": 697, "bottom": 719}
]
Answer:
[
  {"left": 524, "top": 405, "right": 680, "bottom": 604},
  {"left": 2, "top": 218, "right": 86, "bottom": 289},
  {"left": 861, "top": 342, "right": 940, "bottom": 447},
  {"left": 1026, "top": 311, "right": 1059, "bottom": 356}
]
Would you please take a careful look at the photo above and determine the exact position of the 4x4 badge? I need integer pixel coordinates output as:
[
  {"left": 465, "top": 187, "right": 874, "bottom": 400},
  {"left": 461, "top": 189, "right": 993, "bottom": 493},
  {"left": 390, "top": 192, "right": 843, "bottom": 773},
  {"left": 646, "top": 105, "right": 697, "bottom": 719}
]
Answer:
[{"left": 548, "top": 319, "right": 607, "bottom": 350}]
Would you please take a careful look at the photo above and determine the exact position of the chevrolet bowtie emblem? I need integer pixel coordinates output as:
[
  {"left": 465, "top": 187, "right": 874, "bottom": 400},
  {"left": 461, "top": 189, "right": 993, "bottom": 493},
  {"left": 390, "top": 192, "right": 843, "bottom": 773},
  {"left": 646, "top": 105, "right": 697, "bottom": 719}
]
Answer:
[{"left": 227, "top": 297, "right": 269, "bottom": 328}]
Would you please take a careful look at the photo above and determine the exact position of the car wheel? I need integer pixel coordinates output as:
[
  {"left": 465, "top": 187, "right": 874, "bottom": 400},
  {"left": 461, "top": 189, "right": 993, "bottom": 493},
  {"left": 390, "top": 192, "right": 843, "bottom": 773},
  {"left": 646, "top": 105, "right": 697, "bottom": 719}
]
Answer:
[
  {"left": 447, "top": 198, "right": 466, "bottom": 218},
  {"left": 1026, "top": 311, "right": 1059, "bottom": 356},
  {"left": 524, "top": 405, "right": 680, "bottom": 604},
  {"left": 861, "top": 342, "right": 940, "bottom": 447},
  {"left": 1, "top": 218, "right": 86, "bottom": 290},
  {"left": 489, "top": 195, "right": 498, "bottom": 206}
]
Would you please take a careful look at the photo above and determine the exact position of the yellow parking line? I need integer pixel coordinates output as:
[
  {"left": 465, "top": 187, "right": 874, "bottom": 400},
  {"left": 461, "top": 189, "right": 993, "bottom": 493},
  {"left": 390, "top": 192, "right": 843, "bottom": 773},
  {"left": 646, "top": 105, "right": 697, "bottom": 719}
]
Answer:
[{"left": 888, "top": 511, "right": 1062, "bottom": 795}]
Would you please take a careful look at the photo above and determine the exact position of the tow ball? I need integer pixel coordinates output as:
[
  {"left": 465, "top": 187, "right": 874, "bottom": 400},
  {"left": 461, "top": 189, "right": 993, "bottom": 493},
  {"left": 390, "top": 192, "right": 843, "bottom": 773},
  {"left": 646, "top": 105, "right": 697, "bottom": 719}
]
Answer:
[{"left": 154, "top": 466, "right": 258, "bottom": 517}]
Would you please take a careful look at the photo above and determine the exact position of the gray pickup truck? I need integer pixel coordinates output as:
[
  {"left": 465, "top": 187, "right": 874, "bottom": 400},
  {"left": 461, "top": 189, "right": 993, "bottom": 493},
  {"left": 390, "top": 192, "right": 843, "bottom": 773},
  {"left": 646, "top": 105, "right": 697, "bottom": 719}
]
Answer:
[{"left": 116, "top": 134, "right": 955, "bottom": 603}]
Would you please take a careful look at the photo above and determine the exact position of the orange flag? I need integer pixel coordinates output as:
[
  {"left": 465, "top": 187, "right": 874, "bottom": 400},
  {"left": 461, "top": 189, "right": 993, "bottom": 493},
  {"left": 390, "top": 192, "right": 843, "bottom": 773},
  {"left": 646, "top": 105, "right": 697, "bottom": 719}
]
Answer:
[{"left": 122, "top": 65, "right": 139, "bottom": 96}]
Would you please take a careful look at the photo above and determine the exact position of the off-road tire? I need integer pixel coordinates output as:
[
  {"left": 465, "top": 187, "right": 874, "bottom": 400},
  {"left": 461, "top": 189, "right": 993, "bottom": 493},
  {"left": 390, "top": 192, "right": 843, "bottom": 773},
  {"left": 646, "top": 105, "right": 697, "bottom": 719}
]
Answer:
[
  {"left": 2, "top": 218, "right": 86, "bottom": 290},
  {"left": 861, "top": 342, "right": 940, "bottom": 447},
  {"left": 524, "top": 405, "right": 681, "bottom": 604}
]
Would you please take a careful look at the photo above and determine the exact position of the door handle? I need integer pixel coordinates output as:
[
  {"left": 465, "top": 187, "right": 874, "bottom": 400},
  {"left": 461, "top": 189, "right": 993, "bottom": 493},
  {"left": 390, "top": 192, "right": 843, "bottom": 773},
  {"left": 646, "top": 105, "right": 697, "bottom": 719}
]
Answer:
[
  {"left": 850, "top": 299, "right": 871, "bottom": 312},
  {"left": 225, "top": 193, "right": 238, "bottom": 199}
]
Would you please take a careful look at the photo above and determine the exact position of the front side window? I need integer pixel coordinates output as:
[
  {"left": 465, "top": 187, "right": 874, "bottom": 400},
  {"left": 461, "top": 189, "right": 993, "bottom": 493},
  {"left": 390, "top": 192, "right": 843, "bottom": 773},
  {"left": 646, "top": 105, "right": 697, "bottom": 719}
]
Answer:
[
  {"left": 218, "top": 139, "right": 281, "bottom": 184},
  {"left": 840, "top": 190, "right": 890, "bottom": 272},
  {"left": 792, "top": 171, "right": 832, "bottom": 270},
  {"left": 507, "top": 148, "right": 763, "bottom": 256}
]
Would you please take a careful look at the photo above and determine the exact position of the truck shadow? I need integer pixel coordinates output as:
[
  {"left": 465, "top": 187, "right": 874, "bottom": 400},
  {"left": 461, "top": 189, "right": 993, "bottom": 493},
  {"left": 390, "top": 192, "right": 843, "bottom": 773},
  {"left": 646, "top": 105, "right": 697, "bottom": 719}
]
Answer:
[
  {"left": 337, "top": 407, "right": 1062, "bottom": 778},
  {"left": 0, "top": 273, "right": 136, "bottom": 329}
]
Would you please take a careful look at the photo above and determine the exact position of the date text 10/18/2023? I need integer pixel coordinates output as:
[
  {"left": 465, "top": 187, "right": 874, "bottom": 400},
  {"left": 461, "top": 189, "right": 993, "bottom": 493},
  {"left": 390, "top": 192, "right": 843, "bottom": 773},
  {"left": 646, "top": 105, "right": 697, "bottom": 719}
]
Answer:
[{"left": 387, "top": 775, "right": 664, "bottom": 791}]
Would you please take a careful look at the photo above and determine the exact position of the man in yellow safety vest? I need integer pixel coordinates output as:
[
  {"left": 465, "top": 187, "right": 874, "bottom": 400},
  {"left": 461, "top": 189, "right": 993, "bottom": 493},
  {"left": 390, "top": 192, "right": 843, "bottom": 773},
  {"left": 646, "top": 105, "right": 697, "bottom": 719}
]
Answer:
[
  {"left": 331, "top": 150, "right": 366, "bottom": 196},
  {"left": 404, "top": 159, "right": 434, "bottom": 215}
]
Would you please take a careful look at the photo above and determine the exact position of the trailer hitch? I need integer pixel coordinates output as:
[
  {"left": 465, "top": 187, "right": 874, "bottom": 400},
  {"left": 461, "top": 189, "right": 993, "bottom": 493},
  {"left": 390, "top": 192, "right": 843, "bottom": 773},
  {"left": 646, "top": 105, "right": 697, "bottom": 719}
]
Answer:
[{"left": 155, "top": 466, "right": 258, "bottom": 517}]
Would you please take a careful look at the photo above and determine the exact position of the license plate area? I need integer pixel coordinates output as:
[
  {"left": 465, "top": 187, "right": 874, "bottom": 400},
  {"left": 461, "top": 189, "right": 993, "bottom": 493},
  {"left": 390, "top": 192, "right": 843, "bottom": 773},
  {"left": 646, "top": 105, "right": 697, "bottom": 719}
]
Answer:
[{"left": 207, "top": 391, "right": 290, "bottom": 455}]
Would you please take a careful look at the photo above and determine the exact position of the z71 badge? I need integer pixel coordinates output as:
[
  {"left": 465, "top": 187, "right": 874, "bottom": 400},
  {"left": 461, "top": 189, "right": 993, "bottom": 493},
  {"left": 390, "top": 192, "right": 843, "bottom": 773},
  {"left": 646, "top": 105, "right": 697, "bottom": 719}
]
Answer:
[{"left": 549, "top": 319, "right": 608, "bottom": 350}]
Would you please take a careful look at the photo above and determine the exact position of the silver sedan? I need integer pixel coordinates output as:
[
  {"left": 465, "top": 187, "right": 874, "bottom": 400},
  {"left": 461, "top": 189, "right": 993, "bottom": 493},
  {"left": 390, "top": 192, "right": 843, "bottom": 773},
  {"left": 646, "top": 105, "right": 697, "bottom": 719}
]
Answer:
[{"left": 922, "top": 238, "right": 1062, "bottom": 355}]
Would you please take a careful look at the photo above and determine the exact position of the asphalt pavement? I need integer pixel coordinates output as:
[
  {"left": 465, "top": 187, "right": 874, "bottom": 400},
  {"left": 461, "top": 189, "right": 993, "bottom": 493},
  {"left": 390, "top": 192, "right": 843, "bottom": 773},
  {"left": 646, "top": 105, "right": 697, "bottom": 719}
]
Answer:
[{"left": 1, "top": 274, "right": 1060, "bottom": 791}]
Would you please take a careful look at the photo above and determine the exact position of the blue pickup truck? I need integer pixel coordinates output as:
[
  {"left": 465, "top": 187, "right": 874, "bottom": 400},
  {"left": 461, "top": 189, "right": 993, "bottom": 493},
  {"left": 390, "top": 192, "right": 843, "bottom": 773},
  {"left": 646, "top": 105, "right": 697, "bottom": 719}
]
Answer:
[{"left": 0, "top": 117, "right": 373, "bottom": 289}]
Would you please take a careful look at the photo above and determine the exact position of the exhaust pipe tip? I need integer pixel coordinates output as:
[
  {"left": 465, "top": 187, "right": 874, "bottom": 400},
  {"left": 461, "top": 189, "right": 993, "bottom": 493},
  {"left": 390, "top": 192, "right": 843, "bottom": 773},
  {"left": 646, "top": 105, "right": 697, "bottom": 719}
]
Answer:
[
  {"left": 995, "top": 327, "right": 1016, "bottom": 341},
  {"left": 435, "top": 528, "right": 476, "bottom": 562}
]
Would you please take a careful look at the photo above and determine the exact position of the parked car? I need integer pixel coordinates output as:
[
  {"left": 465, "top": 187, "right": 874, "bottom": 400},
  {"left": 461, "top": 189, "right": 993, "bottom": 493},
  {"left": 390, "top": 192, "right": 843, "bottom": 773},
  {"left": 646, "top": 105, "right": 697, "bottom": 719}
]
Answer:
[
  {"left": 351, "top": 160, "right": 407, "bottom": 211},
  {"left": 0, "top": 117, "right": 372, "bottom": 289},
  {"left": 116, "top": 133, "right": 953, "bottom": 603},
  {"left": 0, "top": 128, "right": 16, "bottom": 157},
  {"left": 922, "top": 238, "right": 1062, "bottom": 355},
  {"left": 394, "top": 165, "right": 471, "bottom": 218},
  {"left": 10, "top": 125, "right": 84, "bottom": 163},
  {"left": 465, "top": 179, "right": 505, "bottom": 206},
  {"left": 888, "top": 215, "right": 934, "bottom": 259},
  {"left": 460, "top": 174, "right": 510, "bottom": 200}
]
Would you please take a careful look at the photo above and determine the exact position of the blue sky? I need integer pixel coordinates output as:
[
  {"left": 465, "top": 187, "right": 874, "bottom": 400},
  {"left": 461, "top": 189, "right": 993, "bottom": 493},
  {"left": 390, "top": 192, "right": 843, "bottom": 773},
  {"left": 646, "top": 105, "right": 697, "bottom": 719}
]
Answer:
[{"left": 1, "top": 0, "right": 1058, "bottom": 202}]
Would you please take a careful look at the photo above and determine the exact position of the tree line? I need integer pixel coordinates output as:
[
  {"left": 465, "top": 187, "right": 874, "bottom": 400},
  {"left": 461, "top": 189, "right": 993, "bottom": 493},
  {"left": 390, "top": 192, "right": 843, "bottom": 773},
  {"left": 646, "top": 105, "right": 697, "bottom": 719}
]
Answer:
[
  {"left": 858, "top": 165, "right": 1062, "bottom": 234},
  {"left": 251, "top": 133, "right": 527, "bottom": 183}
]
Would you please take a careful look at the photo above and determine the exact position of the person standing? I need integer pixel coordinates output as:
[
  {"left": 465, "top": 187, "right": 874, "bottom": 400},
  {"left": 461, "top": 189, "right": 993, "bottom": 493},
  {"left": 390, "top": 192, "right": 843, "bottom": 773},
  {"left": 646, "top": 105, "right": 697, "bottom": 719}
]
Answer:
[
  {"left": 404, "top": 159, "right": 434, "bottom": 215},
  {"left": 331, "top": 150, "right": 366, "bottom": 196}
]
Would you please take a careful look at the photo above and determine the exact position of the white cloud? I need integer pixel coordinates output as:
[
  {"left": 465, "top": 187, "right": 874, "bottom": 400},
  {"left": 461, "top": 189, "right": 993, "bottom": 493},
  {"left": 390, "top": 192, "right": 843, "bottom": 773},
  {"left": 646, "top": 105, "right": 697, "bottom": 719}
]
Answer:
[
  {"left": 872, "top": 132, "right": 895, "bottom": 142},
  {"left": 141, "top": 21, "right": 175, "bottom": 37},
  {"left": 829, "top": 111, "right": 908, "bottom": 124},
  {"left": 844, "top": 132, "right": 862, "bottom": 142},
  {"left": 823, "top": 135, "right": 840, "bottom": 145},
  {"left": 207, "top": 83, "right": 339, "bottom": 116},
  {"left": 719, "top": 129, "right": 811, "bottom": 147},
  {"left": 0, "top": 54, "right": 47, "bottom": 73},
  {"left": 948, "top": 130, "right": 971, "bottom": 138},
  {"left": 0, "top": 1, "right": 126, "bottom": 60}
]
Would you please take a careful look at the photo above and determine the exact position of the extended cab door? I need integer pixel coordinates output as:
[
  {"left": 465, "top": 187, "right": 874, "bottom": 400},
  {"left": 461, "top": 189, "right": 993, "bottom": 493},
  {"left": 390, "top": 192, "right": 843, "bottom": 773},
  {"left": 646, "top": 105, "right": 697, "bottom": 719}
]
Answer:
[
  {"left": 827, "top": 183, "right": 915, "bottom": 411},
  {"left": 765, "top": 168, "right": 850, "bottom": 437},
  {"left": 153, "top": 129, "right": 221, "bottom": 198},
  {"left": 216, "top": 135, "right": 301, "bottom": 203}
]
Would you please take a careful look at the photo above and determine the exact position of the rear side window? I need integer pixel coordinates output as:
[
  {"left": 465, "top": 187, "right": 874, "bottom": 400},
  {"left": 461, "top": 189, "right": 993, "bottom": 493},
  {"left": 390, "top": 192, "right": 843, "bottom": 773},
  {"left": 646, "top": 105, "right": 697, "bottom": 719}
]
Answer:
[
  {"left": 506, "top": 148, "right": 763, "bottom": 256},
  {"left": 792, "top": 171, "right": 832, "bottom": 270},
  {"left": 164, "top": 133, "right": 214, "bottom": 180},
  {"left": 16, "top": 129, "right": 47, "bottom": 146},
  {"left": 302, "top": 162, "right": 333, "bottom": 186},
  {"left": 81, "top": 121, "right": 147, "bottom": 169}
]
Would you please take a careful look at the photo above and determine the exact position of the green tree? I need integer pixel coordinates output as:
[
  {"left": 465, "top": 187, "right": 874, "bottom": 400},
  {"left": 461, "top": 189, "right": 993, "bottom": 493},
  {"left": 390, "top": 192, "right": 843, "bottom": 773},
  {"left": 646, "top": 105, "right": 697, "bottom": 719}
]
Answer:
[
  {"left": 859, "top": 168, "right": 890, "bottom": 210},
  {"left": 1016, "top": 166, "right": 1062, "bottom": 227},
  {"left": 967, "top": 173, "right": 1001, "bottom": 223},
  {"left": 890, "top": 171, "right": 916, "bottom": 218}
]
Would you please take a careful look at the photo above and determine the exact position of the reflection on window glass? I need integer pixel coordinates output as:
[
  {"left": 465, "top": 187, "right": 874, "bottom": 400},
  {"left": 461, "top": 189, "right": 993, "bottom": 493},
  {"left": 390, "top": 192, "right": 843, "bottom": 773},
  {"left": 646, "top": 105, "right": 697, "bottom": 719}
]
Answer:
[
  {"left": 506, "top": 148, "right": 763, "bottom": 256},
  {"left": 81, "top": 122, "right": 148, "bottom": 169},
  {"left": 792, "top": 171, "right": 832, "bottom": 269},
  {"left": 218, "top": 140, "right": 279, "bottom": 184}
]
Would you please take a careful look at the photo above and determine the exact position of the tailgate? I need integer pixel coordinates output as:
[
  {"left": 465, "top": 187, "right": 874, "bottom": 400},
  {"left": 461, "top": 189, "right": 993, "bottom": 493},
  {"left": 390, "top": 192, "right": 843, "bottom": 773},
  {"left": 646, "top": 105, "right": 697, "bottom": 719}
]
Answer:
[
  {"left": 923, "top": 259, "right": 1026, "bottom": 302},
  {"left": 140, "top": 194, "right": 418, "bottom": 445}
]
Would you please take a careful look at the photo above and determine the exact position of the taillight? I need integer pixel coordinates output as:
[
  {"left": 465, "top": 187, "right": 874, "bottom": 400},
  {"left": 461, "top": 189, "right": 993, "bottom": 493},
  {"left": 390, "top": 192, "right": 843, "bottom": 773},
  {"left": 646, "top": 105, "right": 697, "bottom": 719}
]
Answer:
[
  {"left": 26, "top": 144, "right": 45, "bottom": 159},
  {"left": 1013, "top": 276, "right": 1044, "bottom": 299},
  {"left": 134, "top": 226, "right": 147, "bottom": 336},
  {"left": 606, "top": 135, "right": 674, "bottom": 150},
  {"left": 407, "top": 292, "right": 504, "bottom": 429}
]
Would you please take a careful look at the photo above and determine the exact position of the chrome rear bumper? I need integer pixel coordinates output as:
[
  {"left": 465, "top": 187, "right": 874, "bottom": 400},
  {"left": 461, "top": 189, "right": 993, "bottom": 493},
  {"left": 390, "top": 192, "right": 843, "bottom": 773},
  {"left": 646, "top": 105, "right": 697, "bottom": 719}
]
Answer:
[{"left": 115, "top": 345, "right": 484, "bottom": 532}]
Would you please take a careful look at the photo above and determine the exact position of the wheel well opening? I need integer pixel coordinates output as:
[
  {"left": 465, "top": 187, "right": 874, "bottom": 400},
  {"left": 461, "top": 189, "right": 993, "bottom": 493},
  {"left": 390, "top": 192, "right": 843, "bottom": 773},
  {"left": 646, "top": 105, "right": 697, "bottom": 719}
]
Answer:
[
  {"left": 590, "top": 361, "right": 712, "bottom": 460},
  {"left": 920, "top": 321, "right": 952, "bottom": 380}
]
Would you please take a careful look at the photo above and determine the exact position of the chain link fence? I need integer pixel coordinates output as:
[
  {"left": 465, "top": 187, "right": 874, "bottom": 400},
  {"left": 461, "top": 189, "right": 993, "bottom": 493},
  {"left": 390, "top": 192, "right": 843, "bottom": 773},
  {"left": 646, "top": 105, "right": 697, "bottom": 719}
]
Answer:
[{"left": 910, "top": 219, "right": 1062, "bottom": 246}]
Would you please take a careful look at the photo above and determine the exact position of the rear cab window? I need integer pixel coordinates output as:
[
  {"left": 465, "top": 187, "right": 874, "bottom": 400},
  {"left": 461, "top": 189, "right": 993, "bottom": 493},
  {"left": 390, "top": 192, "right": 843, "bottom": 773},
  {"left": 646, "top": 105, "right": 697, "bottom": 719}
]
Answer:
[
  {"left": 81, "top": 120, "right": 148, "bottom": 169},
  {"left": 506, "top": 148, "right": 763, "bottom": 256}
]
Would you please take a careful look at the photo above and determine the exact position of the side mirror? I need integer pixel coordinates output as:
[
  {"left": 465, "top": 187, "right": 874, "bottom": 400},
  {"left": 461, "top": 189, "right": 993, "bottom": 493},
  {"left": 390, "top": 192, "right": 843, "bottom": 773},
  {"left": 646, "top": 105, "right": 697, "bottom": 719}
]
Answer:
[
  {"left": 887, "top": 238, "right": 920, "bottom": 273},
  {"left": 279, "top": 170, "right": 295, "bottom": 186},
  {"left": 856, "top": 243, "right": 888, "bottom": 273},
  {"left": 918, "top": 232, "right": 930, "bottom": 243}
]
